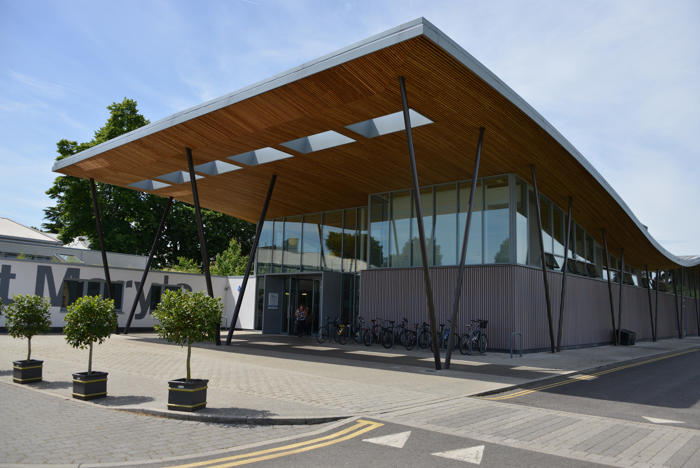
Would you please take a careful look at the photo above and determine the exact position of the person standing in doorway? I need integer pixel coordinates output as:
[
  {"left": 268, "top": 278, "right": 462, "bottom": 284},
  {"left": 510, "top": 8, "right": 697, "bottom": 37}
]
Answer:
[{"left": 295, "top": 303, "right": 306, "bottom": 337}]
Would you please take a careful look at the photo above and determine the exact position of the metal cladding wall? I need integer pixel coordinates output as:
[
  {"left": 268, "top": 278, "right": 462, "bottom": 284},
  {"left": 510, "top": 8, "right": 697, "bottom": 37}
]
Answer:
[{"left": 359, "top": 264, "right": 698, "bottom": 351}]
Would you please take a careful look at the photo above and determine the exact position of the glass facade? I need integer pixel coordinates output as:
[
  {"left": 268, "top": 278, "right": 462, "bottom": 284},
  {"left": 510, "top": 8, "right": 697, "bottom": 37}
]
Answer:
[{"left": 256, "top": 173, "right": 681, "bottom": 315}]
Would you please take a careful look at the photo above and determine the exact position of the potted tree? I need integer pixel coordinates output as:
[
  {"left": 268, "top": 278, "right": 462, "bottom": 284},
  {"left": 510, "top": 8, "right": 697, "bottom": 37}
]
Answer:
[
  {"left": 64, "top": 295, "right": 117, "bottom": 400},
  {"left": 152, "top": 289, "right": 222, "bottom": 412},
  {"left": 5, "top": 294, "right": 52, "bottom": 384}
]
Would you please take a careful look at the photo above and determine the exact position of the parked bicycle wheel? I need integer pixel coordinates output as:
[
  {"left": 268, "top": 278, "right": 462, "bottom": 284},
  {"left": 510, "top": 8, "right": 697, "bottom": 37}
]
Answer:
[
  {"left": 417, "top": 329, "right": 430, "bottom": 349},
  {"left": 404, "top": 330, "right": 416, "bottom": 350},
  {"left": 362, "top": 329, "right": 372, "bottom": 346},
  {"left": 337, "top": 326, "right": 348, "bottom": 345},
  {"left": 479, "top": 333, "right": 488, "bottom": 354},
  {"left": 459, "top": 332, "right": 472, "bottom": 355},
  {"left": 317, "top": 326, "right": 329, "bottom": 344},
  {"left": 381, "top": 329, "right": 393, "bottom": 349}
]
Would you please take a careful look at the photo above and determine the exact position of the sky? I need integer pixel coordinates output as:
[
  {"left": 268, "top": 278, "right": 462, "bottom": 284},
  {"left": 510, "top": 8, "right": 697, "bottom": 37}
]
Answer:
[{"left": 0, "top": 0, "right": 698, "bottom": 256}]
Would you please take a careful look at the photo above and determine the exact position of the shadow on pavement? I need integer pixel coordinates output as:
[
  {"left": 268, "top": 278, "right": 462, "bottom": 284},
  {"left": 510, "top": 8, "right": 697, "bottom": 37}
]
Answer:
[
  {"left": 34, "top": 380, "right": 72, "bottom": 390},
  {"left": 95, "top": 395, "right": 155, "bottom": 406}
]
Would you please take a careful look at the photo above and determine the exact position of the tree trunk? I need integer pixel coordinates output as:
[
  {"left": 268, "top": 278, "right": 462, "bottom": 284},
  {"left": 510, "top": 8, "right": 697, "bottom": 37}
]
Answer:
[
  {"left": 88, "top": 342, "right": 93, "bottom": 375},
  {"left": 186, "top": 339, "right": 191, "bottom": 382},
  {"left": 27, "top": 336, "right": 31, "bottom": 361}
]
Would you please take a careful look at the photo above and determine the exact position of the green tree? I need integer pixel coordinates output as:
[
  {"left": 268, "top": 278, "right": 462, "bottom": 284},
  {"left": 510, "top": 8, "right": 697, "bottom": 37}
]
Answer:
[
  {"left": 153, "top": 290, "right": 222, "bottom": 381},
  {"left": 64, "top": 295, "right": 118, "bottom": 374},
  {"left": 43, "top": 98, "right": 255, "bottom": 268},
  {"left": 164, "top": 256, "right": 201, "bottom": 274},
  {"left": 210, "top": 238, "right": 248, "bottom": 276},
  {"left": 4, "top": 294, "right": 52, "bottom": 361}
]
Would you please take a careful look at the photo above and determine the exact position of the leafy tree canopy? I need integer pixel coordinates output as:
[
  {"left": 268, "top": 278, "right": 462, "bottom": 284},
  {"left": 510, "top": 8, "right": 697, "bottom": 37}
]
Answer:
[
  {"left": 43, "top": 98, "right": 255, "bottom": 268},
  {"left": 164, "top": 256, "right": 202, "bottom": 274},
  {"left": 210, "top": 238, "right": 248, "bottom": 276},
  {"left": 4, "top": 294, "right": 52, "bottom": 361}
]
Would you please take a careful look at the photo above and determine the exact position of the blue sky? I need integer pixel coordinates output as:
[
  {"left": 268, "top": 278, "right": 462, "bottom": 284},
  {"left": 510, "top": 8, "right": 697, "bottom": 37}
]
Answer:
[{"left": 1, "top": 0, "right": 698, "bottom": 256}]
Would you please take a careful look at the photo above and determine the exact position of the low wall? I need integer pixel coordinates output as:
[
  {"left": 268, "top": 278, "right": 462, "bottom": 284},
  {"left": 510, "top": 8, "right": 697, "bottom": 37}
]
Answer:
[{"left": 360, "top": 264, "right": 698, "bottom": 351}]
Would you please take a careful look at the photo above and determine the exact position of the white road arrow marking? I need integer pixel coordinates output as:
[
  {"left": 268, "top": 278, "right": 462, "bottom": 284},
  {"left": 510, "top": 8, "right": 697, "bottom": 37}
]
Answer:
[
  {"left": 432, "top": 445, "right": 485, "bottom": 465},
  {"left": 362, "top": 431, "right": 411, "bottom": 448},
  {"left": 643, "top": 416, "right": 684, "bottom": 425}
]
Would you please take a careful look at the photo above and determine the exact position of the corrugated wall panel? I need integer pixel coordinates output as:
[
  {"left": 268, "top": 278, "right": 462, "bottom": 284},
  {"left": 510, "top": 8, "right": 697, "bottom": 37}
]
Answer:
[{"left": 359, "top": 264, "right": 696, "bottom": 351}]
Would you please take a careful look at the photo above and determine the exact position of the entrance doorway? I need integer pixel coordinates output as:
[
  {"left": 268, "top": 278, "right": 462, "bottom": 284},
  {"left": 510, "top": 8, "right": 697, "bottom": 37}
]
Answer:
[{"left": 281, "top": 277, "right": 320, "bottom": 335}]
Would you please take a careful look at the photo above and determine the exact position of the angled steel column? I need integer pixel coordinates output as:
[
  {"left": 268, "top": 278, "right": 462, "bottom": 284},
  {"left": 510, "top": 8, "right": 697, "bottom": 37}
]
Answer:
[
  {"left": 186, "top": 148, "right": 218, "bottom": 345},
  {"left": 673, "top": 269, "right": 681, "bottom": 339},
  {"left": 556, "top": 196, "right": 573, "bottom": 352},
  {"left": 695, "top": 269, "right": 700, "bottom": 337},
  {"left": 226, "top": 174, "right": 277, "bottom": 345},
  {"left": 601, "top": 229, "right": 617, "bottom": 345},
  {"left": 655, "top": 269, "right": 660, "bottom": 338},
  {"left": 617, "top": 248, "right": 625, "bottom": 344},
  {"left": 90, "top": 178, "right": 113, "bottom": 301},
  {"left": 399, "top": 76, "right": 441, "bottom": 370},
  {"left": 530, "top": 165, "right": 555, "bottom": 353},
  {"left": 680, "top": 267, "right": 685, "bottom": 338},
  {"left": 124, "top": 197, "right": 173, "bottom": 334},
  {"left": 445, "top": 127, "right": 484, "bottom": 369},
  {"left": 645, "top": 265, "right": 655, "bottom": 342}
]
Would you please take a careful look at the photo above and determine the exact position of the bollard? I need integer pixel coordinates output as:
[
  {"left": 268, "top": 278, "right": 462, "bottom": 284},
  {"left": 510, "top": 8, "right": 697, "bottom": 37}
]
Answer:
[{"left": 510, "top": 332, "right": 523, "bottom": 358}]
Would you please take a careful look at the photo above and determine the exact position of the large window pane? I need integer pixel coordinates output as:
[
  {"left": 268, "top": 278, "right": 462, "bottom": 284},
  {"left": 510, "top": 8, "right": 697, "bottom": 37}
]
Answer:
[
  {"left": 369, "top": 195, "right": 389, "bottom": 268},
  {"left": 411, "top": 188, "right": 434, "bottom": 266},
  {"left": 283, "top": 216, "right": 302, "bottom": 271},
  {"left": 256, "top": 221, "right": 274, "bottom": 274},
  {"left": 357, "top": 207, "right": 368, "bottom": 271},
  {"left": 272, "top": 220, "right": 284, "bottom": 272},
  {"left": 391, "top": 191, "right": 412, "bottom": 267},
  {"left": 528, "top": 190, "right": 540, "bottom": 266},
  {"left": 575, "top": 224, "right": 585, "bottom": 262},
  {"left": 515, "top": 178, "right": 528, "bottom": 264},
  {"left": 434, "top": 184, "right": 457, "bottom": 266},
  {"left": 302, "top": 214, "right": 322, "bottom": 271},
  {"left": 553, "top": 206, "right": 565, "bottom": 266},
  {"left": 485, "top": 177, "right": 510, "bottom": 263},
  {"left": 322, "top": 210, "right": 343, "bottom": 271},
  {"left": 342, "top": 209, "right": 357, "bottom": 272},
  {"left": 459, "top": 180, "right": 483, "bottom": 264}
]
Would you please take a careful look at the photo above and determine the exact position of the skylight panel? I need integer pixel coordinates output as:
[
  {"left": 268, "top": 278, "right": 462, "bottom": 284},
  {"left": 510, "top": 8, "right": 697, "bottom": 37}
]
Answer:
[
  {"left": 228, "top": 147, "right": 294, "bottom": 166},
  {"left": 345, "top": 109, "right": 433, "bottom": 138},
  {"left": 194, "top": 160, "right": 241, "bottom": 176},
  {"left": 280, "top": 130, "right": 355, "bottom": 154},
  {"left": 128, "top": 179, "right": 171, "bottom": 191},
  {"left": 155, "top": 170, "right": 203, "bottom": 184}
]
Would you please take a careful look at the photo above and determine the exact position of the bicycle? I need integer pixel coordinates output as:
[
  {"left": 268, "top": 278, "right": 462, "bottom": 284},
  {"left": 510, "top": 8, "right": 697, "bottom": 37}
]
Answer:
[
  {"left": 417, "top": 322, "right": 431, "bottom": 349},
  {"left": 349, "top": 316, "right": 366, "bottom": 345},
  {"left": 403, "top": 322, "right": 418, "bottom": 351},
  {"left": 438, "top": 321, "right": 460, "bottom": 350},
  {"left": 317, "top": 316, "right": 347, "bottom": 344},
  {"left": 460, "top": 319, "right": 488, "bottom": 355}
]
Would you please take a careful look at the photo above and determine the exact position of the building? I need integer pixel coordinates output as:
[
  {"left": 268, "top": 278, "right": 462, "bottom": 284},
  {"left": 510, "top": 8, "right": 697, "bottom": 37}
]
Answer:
[
  {"left": 51, "top": 18, "right": 699, "bottom": 351},
  {"left": 0, "top": 218, "right": 256, "bottom": 330}
]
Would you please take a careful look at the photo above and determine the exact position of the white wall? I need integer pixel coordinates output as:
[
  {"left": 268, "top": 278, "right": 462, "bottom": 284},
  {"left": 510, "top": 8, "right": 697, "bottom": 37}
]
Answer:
[{"left": 0, "top": 259, "right": 256, "bottom": 330}]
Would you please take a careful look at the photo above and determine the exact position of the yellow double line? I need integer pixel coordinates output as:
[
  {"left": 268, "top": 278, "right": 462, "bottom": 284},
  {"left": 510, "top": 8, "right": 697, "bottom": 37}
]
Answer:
[
  {"left": 166, "top": 419, "right": 383, "bottom": 468},
  {"left": 483, "top": 348, "right": 699, "bottom": 401}
]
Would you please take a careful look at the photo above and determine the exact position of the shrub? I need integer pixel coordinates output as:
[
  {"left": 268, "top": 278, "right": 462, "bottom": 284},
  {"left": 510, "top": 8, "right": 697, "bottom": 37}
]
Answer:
[
  {"left": 4, "top": 294, "right": 51, "bottom": 361},
  {"left": 64, "top": 295, "right": 117, "bottom": 374},
  {"left": 152, "top": 289, "right": 222, "bottom": 381}
]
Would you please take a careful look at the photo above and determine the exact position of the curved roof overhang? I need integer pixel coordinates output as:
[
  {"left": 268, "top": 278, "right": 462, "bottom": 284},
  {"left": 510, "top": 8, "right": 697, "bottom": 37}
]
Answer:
[{"left": 53, "top": 18, "right": 698, "bottom": 270}]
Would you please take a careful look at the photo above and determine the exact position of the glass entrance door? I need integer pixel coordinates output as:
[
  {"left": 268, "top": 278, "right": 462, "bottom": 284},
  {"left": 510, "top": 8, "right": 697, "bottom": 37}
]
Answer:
[{"left": 277, "top": 276, "right": 321, "bottom": 335}]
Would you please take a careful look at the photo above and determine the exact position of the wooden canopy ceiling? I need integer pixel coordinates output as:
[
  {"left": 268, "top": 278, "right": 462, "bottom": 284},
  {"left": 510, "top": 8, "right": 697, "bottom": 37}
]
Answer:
[{"left": 54, "top": 23, "right": 692, "bottom": 270}]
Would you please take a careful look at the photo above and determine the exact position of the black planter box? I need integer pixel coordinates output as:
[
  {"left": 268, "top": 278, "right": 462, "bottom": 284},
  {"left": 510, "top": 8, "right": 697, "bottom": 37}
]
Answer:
[
  {"left": 72, "top": 371, "right": 108, "bottom": 400},
  {"left": 168, "top": 378, "right": 208, "bottom": 412},
  {"left": 13, "top": 359, "right": 43, "bottom": 384}
]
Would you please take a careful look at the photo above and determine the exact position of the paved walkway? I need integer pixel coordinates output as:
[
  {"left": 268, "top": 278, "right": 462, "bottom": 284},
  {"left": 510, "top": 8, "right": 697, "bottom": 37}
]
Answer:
[{"left": 0, "top": 333, "right": 698, "bottom": 466}]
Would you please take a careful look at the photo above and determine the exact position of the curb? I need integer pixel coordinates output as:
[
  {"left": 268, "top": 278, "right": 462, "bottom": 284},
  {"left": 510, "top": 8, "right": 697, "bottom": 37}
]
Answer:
[
  {"left": 115, "top": 407, "right": 351, "bottom": 425},
  {"left": 471, "top": 345, "right": 700, "bottom": 398}
]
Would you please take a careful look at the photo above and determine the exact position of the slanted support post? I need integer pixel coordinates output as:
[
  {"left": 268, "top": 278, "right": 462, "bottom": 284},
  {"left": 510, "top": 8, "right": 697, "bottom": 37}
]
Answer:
[
  {"left": 399, "top": 76, "right": 441, "bottom": 370},
  {"left": 124, "top": 197, "right": 173, "bottom": 334},
  {"left": 645, "top": 265, "right": 655, "bottom": 342},
  {"left": 673, "top": 269, "right": 681, "bottom": 339},
  {"left": 655, "top": 269, "right": 660, "bottom": 338},
  {"left": 617, "top": 248, "right": 625, "bottom": 344},
  {"left": 530, "top": 165, "right": 555, "bottom": 353},
  {"left": 186, "top": 148, "right": 218, "bottom": 345},
  {"left": 556, "top": 196, "right": 573, "bottom": 352},
  {"left": 226, "top": 174, "right": 277, "bottom": 345},
  {"left": 90, "top": 178, "right": 113, "bottom": 302},
  {"left": 601, "top": 229, "right": 617, "bottom": 345},
  {"left": 680, "top": 267, "right": 685, "bottom": 338},
  {"left": 695, "top": 269, "right": 700, "bottom": 337},
  {"left": 445, "top": 127, "right": 484, "bottom": 369}
]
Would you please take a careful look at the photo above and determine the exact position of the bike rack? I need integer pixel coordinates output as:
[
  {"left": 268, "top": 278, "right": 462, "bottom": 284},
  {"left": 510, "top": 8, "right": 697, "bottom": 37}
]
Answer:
[{"left": 510, "top": 331, "right": 523, "bottom": 358}]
